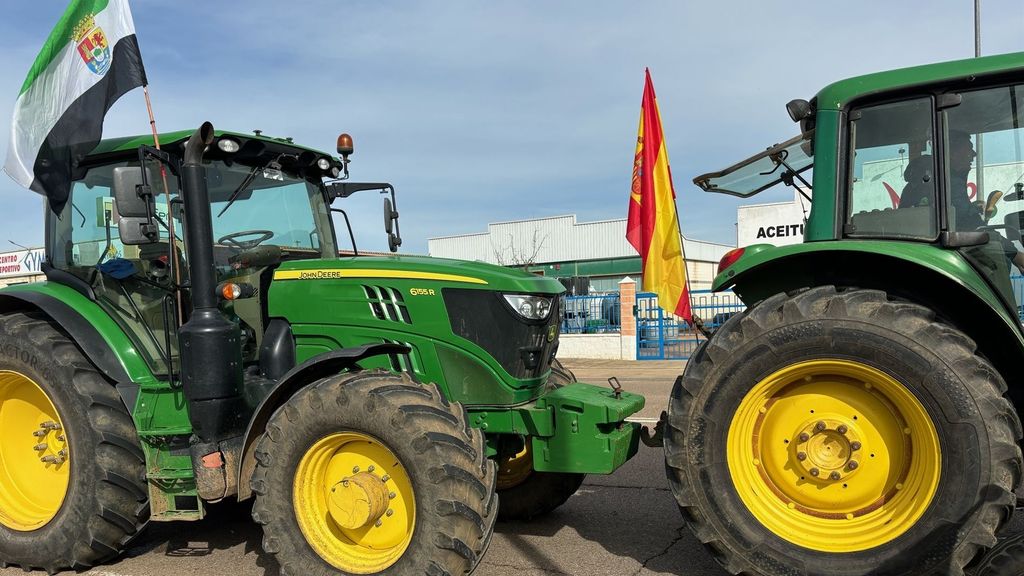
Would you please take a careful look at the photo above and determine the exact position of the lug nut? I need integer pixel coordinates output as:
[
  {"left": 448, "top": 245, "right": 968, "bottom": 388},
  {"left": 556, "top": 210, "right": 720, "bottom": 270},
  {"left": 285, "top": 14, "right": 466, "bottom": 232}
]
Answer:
[
  {"left": 40, "top": 421, "right": 61, "bottom": 430},
  {"left": 40, "top": 455, "right": 58, "bottom": 464},
  {"left": 352, "top": 466, "right": 360, "bottom": 473},
  {"left": 798, "top": 433, "right": 810, "bottom": 442},
  {"left": 389, "top": 492, "right": 396, "bottom": 499},
  {"left": 367, "top": 465, "right": 375, "bottom": 473},
  {"left": 796, "top": 452, "right": 807, "bottom": 461},
  {"left": 381, "top": 475, "right": 390, "bottom": 482},
  {"left": 830, "top": 471, "right": 842, "bottom": 481},
  {"left": 33, "top": 443, "right": 47, "bottom": 451},
  {"left": 374, "top": 519, "right": 383, "bottom": 527},
  {"left": 809, "top": 468, "right": 820, "bottom": 477},
  {"left": 814, "top": 421, "right": 826, "bottom": 432},
  {"left": 847, "top": 460, "right": 859, "bottom": 470},
  {"left": 386, "top": 509, "right": 394, "bottom": 517},
  {"left": 850, "top": 441, "right": 862, "bottom": 451},
  {"left": 32, "top": 430, "right": 46, "bottom": 437},
  {"left": 836, "top": 425, "right": 848, "bottom": 435}
]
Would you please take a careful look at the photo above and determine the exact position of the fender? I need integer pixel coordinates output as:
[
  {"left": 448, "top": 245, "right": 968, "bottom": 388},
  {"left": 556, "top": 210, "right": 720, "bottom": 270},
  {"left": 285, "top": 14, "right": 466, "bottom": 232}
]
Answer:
[
  {"left": 0, "top": 282, "right": 156, "bottom": 384},
  {"left": 715, "top": 240, "right": 1024, "bottom": 410},
  {"left": 236, "top": 342, "right": 411, "bottom": 500}
]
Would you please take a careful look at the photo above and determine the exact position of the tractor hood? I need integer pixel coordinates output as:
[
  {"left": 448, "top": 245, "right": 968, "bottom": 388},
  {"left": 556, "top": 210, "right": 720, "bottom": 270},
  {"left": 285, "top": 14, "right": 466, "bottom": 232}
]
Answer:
[{"left": 272, "top": 255, "right": 566, "bottom": 295}]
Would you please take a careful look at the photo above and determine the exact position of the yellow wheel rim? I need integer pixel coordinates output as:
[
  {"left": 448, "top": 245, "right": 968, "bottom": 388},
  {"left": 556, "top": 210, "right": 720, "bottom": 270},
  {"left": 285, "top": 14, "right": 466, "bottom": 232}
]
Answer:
[
  {"left": 496, "top": 442, "right": 534, "bottom": 490},
  {"left": 0, "top": 370, "right": 70, "bottom": 531},
  {"left": 727, "top": 359, "right": 941, "bottom": 552},
  {"left": 293, "top": 432, "right": 415, "bottom": 574}
]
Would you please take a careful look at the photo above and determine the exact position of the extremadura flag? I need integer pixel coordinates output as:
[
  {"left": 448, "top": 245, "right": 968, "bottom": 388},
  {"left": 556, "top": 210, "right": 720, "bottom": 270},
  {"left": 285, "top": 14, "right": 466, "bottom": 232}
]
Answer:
[
  {"left": 626, "top": 69, "right": 691, "bottom": 323},
  {"left": 4, "top": 0, "right": 147, "bottom": 212}
]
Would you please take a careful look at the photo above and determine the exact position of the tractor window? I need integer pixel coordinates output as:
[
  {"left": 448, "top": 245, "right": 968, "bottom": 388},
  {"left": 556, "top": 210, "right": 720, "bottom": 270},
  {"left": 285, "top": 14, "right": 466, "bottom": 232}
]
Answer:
[
  {"left": 48, "top": 161, "right": 183, "bottom": 376},
  {"left": 943, "top": 84, "right": 1024, "bottom": 313},
  {"left": 846, "top": 97, "right": 937, "bottom": 240}
]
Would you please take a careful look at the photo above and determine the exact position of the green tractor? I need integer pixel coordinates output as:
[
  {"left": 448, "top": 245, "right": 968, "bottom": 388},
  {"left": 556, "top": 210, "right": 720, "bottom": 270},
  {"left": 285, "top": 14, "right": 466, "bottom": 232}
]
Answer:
[
  {"left": 0, "top": 122, "right": 643, "bottom": 574},
  {"left": 664, "top": 52, "right": 1024, "bottom": 575}
]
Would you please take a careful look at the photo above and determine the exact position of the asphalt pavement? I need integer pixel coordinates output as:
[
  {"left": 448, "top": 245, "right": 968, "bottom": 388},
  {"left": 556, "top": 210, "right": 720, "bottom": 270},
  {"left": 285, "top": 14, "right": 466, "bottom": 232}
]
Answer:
[{"left": 0, "top": 358, "right": 722, "bottom": 576}]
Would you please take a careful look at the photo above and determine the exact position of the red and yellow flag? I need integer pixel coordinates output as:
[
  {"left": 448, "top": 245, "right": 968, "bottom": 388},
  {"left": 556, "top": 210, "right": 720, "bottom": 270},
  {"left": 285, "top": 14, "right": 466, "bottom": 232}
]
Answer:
[{"left": 626, "top": 69, "right": 691, "bottom": 323}]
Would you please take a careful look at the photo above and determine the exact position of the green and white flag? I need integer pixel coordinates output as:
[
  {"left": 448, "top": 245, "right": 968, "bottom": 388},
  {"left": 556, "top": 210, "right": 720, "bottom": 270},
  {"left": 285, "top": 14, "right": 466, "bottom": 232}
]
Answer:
[{"left": 4, "top": 0, "right": 147, "bottom": 212}]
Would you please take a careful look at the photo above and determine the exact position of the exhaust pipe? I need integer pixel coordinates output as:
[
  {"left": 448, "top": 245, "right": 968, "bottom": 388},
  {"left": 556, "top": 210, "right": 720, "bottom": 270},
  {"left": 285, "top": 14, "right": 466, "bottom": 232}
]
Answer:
[{"left": 178, "top": 122, "right": 245, "bottom": 444}]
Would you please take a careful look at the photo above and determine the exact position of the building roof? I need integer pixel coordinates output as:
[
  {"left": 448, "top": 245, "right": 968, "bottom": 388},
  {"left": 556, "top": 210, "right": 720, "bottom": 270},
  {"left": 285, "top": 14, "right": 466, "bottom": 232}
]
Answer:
[{"left": 428, "top": 214, "right": 733, "bottom": 265}]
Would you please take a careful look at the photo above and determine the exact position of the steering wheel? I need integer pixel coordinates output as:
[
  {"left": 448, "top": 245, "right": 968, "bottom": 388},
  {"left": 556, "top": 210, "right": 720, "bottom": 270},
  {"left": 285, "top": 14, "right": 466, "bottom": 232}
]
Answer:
[{"left": 217, "top": 230, "right": 275, "bottom": 251}]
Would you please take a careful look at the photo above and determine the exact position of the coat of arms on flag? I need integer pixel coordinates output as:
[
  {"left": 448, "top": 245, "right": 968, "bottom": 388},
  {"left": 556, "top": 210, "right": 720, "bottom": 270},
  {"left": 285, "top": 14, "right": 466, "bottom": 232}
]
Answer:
[{"left": 73, "top": 14, "right": 111, "bottom": 75}]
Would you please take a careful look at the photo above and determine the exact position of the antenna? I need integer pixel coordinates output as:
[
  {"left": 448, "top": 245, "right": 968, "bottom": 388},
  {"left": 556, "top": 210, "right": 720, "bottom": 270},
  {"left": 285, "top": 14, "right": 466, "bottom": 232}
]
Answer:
[{"left": 974, "top": 0, "right": 981, "bottom": 57}]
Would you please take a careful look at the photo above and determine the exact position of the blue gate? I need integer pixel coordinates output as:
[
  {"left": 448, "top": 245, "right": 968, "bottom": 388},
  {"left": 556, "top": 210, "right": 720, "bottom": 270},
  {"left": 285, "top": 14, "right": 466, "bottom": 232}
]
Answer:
[{"left": 636, "top": 290, "right": 745, "bottom": 360}]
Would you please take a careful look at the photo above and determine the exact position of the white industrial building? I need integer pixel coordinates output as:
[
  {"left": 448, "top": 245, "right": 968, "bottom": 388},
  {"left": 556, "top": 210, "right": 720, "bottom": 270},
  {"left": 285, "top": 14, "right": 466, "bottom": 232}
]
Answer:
[{"left": 428, "top": 214, "right": 734, "bottom": 292}]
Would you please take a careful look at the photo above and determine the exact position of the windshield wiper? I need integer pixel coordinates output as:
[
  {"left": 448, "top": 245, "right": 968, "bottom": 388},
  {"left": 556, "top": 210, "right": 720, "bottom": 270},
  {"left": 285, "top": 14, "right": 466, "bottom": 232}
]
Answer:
[{"left": 217, "top": 164, "right": 262, "bottom": 218}]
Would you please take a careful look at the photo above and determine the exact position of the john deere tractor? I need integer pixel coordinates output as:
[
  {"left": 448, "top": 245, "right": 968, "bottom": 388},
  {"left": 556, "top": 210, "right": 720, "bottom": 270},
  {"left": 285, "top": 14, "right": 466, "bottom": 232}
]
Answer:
[
  {"left": 663, "top": 52, "right": 1024, "bottom": 575},
  {"left": 0, "top": 122, "right": 643, "bottom": 574}
]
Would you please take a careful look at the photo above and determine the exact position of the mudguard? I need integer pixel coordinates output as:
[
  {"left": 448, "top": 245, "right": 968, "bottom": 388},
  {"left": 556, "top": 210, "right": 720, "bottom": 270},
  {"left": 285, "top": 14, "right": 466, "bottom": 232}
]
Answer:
[
  {"left": 236, "top": 342, "right": 411, "bottom": 500},
  {"left": 0, "top": 282, "right": 153, "bottom": 384}
]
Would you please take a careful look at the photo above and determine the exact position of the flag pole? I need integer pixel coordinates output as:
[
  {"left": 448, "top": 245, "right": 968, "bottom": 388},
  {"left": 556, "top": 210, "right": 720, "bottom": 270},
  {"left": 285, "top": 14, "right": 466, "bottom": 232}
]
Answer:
[
  {"left": 143, "top": 85, "right": 184, "bottom": 325},
  {"left": 672, "top": 202, "right": 706, "bottom": 339}
]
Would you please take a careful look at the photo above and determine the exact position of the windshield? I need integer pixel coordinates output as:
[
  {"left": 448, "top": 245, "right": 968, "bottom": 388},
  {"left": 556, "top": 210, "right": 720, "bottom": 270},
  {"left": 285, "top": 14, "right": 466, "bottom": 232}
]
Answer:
[
  {"left": 694, "top": 131, "right": 814, "bottom": 197},
  {"left": 209, "top": 162, "right": 335, "bottom": 257}
]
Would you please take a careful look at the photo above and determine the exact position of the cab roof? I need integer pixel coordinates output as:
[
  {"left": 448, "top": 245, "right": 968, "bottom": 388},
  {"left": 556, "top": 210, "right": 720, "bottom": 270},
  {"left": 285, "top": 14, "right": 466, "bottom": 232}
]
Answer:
[
  {"left": 88, "top": 129, "right": 336, "bottom": 160},
  {"left": 816, "top": 51, "right": 1024, "bottom": 110}
]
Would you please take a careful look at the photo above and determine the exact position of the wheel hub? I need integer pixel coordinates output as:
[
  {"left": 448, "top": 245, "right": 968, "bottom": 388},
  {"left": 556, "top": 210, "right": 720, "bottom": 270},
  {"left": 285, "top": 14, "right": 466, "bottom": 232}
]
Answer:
[
  {"left": 727, "top": 359, "right": 941, "bottom": 552},
  {"left": 293, "top": 432, "right": 415, "bottom": 573},
  {"left": 0, "top": 371, "right": 70, "bottom": 531},
  {"left": 793, "top": 418, "right": 862, "bottom": 483},
  {"left": 328, "top": 472, "right": 391, "bottom": 530}
]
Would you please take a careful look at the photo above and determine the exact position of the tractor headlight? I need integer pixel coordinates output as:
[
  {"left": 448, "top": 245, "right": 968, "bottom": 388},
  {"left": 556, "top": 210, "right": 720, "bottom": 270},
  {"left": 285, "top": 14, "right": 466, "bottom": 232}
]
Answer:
[
  {"left": 503, "top": 294, "right": 552, "bottom": 321},
  {"left": 217, "top": 138, "right": 240, "bottom": 153},
  {"left": 317, "top": 157, "right": 332, "bottom": 171}
]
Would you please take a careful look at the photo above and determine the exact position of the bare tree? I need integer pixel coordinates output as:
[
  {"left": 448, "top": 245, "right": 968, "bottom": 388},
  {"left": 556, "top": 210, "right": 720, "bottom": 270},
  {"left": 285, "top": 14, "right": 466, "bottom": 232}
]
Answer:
[{"left": 491, "top": 228, "right": 548, "bottom": 270}]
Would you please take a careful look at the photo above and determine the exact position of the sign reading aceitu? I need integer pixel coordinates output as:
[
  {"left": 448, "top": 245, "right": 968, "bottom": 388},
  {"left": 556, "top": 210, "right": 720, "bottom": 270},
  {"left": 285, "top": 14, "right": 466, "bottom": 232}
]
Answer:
[
  {"left": 0, "top": 249, "right": 45, "bottom": 278},
  {"left": 736, "top": 189, "right": 810, "bottom": 248}
]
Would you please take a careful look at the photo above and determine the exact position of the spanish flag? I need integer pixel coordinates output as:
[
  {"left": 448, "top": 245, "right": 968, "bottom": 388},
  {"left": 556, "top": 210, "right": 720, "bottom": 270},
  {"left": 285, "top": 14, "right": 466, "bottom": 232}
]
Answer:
[
  {"left": 4, "top": 0, "right": 147, "bottom": 213},
  {"left": 626, "top": 69, "right": 691, "bottom": 323}
]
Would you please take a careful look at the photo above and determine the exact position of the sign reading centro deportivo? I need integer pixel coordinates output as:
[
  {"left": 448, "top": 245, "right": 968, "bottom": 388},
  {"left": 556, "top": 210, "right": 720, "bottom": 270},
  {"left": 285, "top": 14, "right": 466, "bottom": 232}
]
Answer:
[{"left": 0, "top": 249, "right": 45, "bottom": 278}]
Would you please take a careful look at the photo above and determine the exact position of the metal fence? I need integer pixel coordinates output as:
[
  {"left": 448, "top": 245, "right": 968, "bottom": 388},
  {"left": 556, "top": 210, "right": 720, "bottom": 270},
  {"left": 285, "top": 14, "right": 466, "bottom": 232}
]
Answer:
[
  {"left": 636, "top": 290, "right": 746, "bottom": 360},
  {"left": 561, "top": 293, "right": 621, "bottom": 334}
]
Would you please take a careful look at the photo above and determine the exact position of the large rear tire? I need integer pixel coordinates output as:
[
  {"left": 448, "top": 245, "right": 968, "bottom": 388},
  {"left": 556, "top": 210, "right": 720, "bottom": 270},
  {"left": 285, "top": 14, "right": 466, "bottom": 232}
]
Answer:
[
  {"left": 496, "top": 357, "right": 586, "bottom": 521},
  {"left": 665, "top": 287, "right": 1022, "bottom": 576},
  {"left": 0, "top": 311, "right": 148, "bottom": 573},
  {"left": 251, "top": 369, "right": 497, "bottom": 575},
  {"left": 968, "top": 530, "right": 1024, "bottom": 576}
]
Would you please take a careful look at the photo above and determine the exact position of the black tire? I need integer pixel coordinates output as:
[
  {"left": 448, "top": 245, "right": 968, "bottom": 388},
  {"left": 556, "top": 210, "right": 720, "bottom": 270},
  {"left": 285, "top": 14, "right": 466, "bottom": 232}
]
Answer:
[
  {"left": 251, "top": 369, "right": 497, "bottom": 576},
  {"left": 665, "top": 286, "right": 1022, "bottom": 576},
  {"left": 0, "top": 311, "right": 148, "bottom": 573},
  {"left": 968, "top": 530, "right": 1024, "bottom": 576},
  {"left": 496, "top": 357, "right": 586, "bottom": 522}
]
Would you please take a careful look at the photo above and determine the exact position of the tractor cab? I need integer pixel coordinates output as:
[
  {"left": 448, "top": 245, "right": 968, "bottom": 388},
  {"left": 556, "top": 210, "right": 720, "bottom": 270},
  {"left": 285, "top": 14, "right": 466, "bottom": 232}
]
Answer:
[
  {"left": 45, "top": 130, "right": 393, "bottom": 378},
  {"left": 696, "top": 71, "right": 1024, "bottom": 324}
]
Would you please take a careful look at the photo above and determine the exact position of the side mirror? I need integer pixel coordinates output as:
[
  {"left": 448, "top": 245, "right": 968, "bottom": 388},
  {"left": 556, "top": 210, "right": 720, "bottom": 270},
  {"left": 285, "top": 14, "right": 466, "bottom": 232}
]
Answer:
[
  {"left": 383, "top": 197, "right": 402, "bottom": 252},
  {"left": 111, "top": 166, "right": 158, "bottom": 245},
  {"left": 384, "top": 197, "right": 395, "bottom": 234}
]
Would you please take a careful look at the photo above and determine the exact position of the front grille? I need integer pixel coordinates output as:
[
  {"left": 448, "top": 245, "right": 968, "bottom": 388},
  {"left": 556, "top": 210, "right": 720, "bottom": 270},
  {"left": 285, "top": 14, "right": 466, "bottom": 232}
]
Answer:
[
  {"left": 442, "top": 288, "right": 559, "bottom": 379},
  {"left": 363, "top": 285, "right": 413, "bottom": 324}
]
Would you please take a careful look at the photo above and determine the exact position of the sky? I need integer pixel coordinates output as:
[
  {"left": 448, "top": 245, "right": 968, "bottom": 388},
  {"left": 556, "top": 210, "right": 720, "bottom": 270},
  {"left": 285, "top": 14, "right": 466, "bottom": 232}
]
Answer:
[{"left": 1, "top": 1, "right": 1024, "bottom": 254}]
